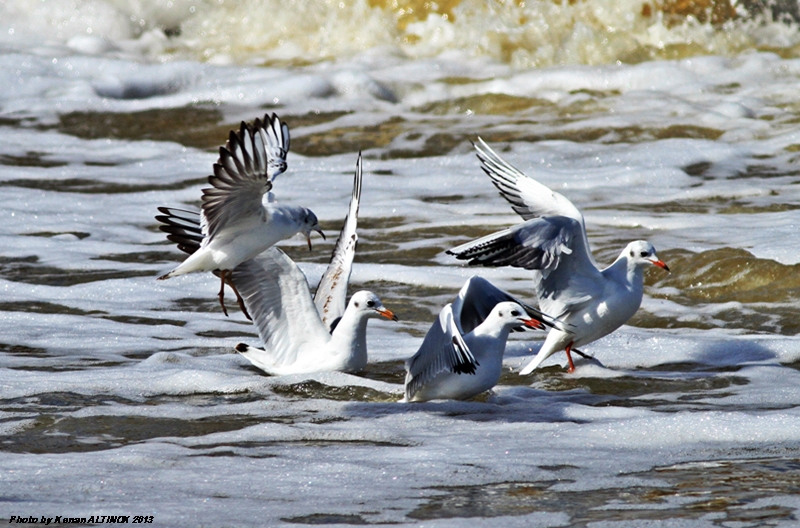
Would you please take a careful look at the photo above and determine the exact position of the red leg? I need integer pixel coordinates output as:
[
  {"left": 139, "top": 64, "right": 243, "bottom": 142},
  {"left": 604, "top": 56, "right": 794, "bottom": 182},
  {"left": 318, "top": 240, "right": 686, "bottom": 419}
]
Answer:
[
  {"left": 565, "top": 342, "right": 576, "bottom": 373},
  {"left": 229, "top": 281, "right": 252, "bottom": 321},
  {"left": 218, "top": 270, "right": 229, "bottom": 317}
]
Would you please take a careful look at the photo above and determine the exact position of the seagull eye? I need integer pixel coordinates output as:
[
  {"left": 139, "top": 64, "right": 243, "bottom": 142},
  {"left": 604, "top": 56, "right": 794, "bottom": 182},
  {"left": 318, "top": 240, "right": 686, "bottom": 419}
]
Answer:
[
  {"left": 511, "top": 310, "right": 520, "bottom": 317},
  {"left": 366, "top": 300, "right": 375, "bottom": 308},
  {"left": 640, "top": 251, "right": 649, "bottom": 258}
]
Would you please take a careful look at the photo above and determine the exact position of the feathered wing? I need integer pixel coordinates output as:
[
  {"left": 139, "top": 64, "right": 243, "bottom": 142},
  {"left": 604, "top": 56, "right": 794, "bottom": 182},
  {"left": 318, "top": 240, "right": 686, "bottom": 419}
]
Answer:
[
  {"left": 259, "top": 113, "right": 290, "bottom": 181},
  {"left": 404, "top": 304, "right": 478, "bottom": 402},
  {"left": 448, "top": 216, "right": 603, "bottom": 319},
  {"left": 448, "top": 216, "right": 579, "bottom": 270},
  {"left": 473, "top": 138, "right": 596, "bottom": 268},
  {"left": 200, "top": 119, "right": 276, "bottom": 239},
  {"left": 474, "top": 138, "right": 583, "bottom": 222},
  {"left": 313, "top": 152, "right": 362, "bottom": 331},
  {"left": 451, "top": 276, "right": 559, "bottom": 334},
  {"left": 230, "top": 248, "right": 332, "bottom": 368},
  {"left": 155, "top": 207, "right": 204, "bottom": 255}
]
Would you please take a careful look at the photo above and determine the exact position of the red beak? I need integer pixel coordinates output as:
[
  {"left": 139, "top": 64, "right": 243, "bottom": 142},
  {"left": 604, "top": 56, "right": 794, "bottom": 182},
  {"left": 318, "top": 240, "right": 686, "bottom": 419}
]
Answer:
[
  {"left": 651, "top": 259, "right": 670, "bottom": 272},
  {"left": 523, "top": 318, "right": 544, "bottom": 330}
]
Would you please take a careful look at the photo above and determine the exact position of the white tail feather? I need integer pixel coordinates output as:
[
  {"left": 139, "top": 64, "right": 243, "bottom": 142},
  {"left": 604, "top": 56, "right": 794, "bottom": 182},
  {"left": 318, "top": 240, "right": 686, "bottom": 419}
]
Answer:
[{"left": 519, "top": 349, "right": 555, "bottom": 375}]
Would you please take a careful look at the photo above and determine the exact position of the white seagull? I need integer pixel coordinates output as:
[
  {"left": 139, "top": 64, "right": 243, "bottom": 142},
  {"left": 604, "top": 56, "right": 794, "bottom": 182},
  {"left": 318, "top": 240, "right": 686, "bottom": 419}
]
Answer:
[
  {"left": 158, "top": 154, "right": 398, "bottom": 374},
  {"left": 448, "top": 139, "right": 670, "bottom": 374},
  {"left": 157, "top": 113, "right": 324, "bottom": 319},
  {"left": 403, "top": 276, "right": 549, "bottom": 402},
  {"left": 233, "top": 154, "right": 398, "bottom": 374}
]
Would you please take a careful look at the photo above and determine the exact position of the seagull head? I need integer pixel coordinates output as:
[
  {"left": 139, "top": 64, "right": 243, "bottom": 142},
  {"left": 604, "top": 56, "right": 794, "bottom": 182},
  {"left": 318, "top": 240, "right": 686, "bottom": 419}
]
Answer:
[
  {"left": 300, "top": 209, "right": 326, "bottom": 250},
  {"left": 626, "top": 241, "right": 670, "bottom": 272},
  {"left": 349, "top": 291, "right": 398, "bottom": 322},
  {"left": 491, "top": 302, "right": 544, "bottom": 331}
]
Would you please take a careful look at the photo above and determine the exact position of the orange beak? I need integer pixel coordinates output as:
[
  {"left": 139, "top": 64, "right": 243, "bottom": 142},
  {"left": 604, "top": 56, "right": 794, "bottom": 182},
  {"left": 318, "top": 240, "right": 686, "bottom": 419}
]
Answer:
[
  {"left": 651, "top": 259, "right": 670, "bottom": 272},
  {"left": 378, "top": 308, "right": 398, "bottom": 322},
  {"left": 522, "top": 318, "right": 544, "bottom": 330}
]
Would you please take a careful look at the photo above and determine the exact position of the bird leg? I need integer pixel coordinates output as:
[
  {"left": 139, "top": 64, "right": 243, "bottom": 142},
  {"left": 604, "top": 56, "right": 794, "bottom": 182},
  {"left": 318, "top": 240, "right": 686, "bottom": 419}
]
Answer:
[
  {"left": 229, "top": 280, "right": 252, "bottom": 321},
  {"left": 565, "top": 342, "right": 576, "bottom": 374},
  {"left": 217, "top": 269, "right": 252, "bottom": 320},
  {"left": 217, "top": 270, "right": 230, "bottom": 317}
]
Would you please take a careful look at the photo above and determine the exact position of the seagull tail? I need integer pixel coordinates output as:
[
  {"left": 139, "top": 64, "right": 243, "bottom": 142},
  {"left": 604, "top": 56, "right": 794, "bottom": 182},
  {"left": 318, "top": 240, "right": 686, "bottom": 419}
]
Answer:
[
  {"left": 519, "top": 348, "right": 554, "bottom": 375},
  {"left": 236, "top": 343, "right": 280, "bottom": 375},
  {"left": 157, "top": 261, "right": 193, "bottom": 280}
]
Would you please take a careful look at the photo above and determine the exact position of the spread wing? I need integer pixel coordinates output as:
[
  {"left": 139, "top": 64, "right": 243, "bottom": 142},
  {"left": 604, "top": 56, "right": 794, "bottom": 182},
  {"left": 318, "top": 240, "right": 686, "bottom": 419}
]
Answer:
[
  {"left": 450, "top": 276, "right": 561, "bottom": 335},
  {"left": 155, "top": 207, "right": 204, "bottom": 255},
  {"left": 474, "top": 138, "right": 583, "bottom": 222},
  {"left": 201, "top": 115, "right": 290, "bottom": 239},
  {"left": 404, "top": 304, "right": 477, "bottom": 402},
  {"left": 473, "top": 138, "right": 596, "bottom": 268},
  {"left": 259, "top": 112, "right": 290, "bottom": 181},
  {"left": 448, "top": 216, "right": 603, "bottom": 319},
  {"left": 313, "top": 152, "right": 362, "bottom": 331},
  {"left": 230, "top": 248, "right": 332, "bottom": 367}
]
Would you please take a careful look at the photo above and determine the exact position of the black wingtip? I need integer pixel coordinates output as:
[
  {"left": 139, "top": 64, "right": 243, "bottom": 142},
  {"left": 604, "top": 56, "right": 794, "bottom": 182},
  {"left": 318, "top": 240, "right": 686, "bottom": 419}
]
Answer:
[
  {"left": 451, "top": 336, "right": 478, "bottom": 375},
  {"left": 234, "top": 343, "right": 249, "bottom": 353},
  {"left": 453, "top": 360, "right": 479, "bottom": 375}
]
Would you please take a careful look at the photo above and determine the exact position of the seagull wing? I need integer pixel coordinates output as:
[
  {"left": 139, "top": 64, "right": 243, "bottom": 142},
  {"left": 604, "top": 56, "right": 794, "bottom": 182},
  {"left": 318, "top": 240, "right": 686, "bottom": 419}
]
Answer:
[
  {"left": 404, "top": 304, "right": 478, "bottom": 402},
  {"left": 474, "top": 138, "right": 583, "bottom": 222},
  {"left": 230, "top": 248, "right": 332, "bottom": 368},
  {"left": 474, "top": 138, "right": 596, "bottom": 268},
  {"left": 314, "top": 153, "right": 362, "bottom": 331},
  {"left": 259, "top": 113, "right": 290, "bottom": 181},
  {"left": 448, "top": 216, "right": 602, "bottom": 319},
  {"left": 451, "top": 276, "right": 560, "bottom": 334},
  {"left": 201, "top": 120, "right": 275, "bottom": 240},
  {"left": 155, "top": 207, "right": 204, "bottom": 255}
]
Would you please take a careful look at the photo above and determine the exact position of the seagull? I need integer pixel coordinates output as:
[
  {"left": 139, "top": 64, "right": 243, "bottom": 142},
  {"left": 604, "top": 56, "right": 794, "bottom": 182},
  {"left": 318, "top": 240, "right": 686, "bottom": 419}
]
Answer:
[
  {"left": 156, "top": 113, "right": 324, "bottom": 319},
  {"left": 447, "top": 139, "right": 670, "bottom": 374},
  {"left": 403, "top": 276, "right": 551, "bottom": 402},
  {"left": 158, "top": 153, "right": 398, "bottom": 375},
  {"left": 233, "top": 154, "right": 398, "bottom": 374}
]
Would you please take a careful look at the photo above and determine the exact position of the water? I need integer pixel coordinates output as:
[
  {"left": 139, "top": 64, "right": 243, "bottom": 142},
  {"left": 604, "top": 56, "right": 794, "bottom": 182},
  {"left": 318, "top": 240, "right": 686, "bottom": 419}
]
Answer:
[{"left": 1, "top": 1, "right": 800, "bottom": 526}]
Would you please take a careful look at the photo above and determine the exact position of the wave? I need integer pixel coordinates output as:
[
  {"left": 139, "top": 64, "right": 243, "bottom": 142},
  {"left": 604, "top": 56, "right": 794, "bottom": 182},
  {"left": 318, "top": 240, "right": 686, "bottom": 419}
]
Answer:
[{"left": 2, "top": 0, "right": 800, "bottom": 67}]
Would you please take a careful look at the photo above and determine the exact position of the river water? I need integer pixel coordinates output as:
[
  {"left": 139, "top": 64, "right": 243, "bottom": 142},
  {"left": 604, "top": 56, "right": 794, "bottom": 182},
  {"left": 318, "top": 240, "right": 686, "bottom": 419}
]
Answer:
[{"left": 1, "top": 1, "right": 799, "bottom": 526}]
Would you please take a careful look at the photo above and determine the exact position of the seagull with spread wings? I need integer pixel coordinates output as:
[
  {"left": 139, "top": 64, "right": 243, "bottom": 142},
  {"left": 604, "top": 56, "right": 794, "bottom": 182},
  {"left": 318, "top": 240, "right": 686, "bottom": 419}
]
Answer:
[
  {"left": 448, "top": 139, "right": 669, "bottom": 374},
  {"left": 157, "top": 114, "right": 324, "bottom": 319},
  {"left": 159, "top": 154, "right": 398, "bottom": 375}
]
